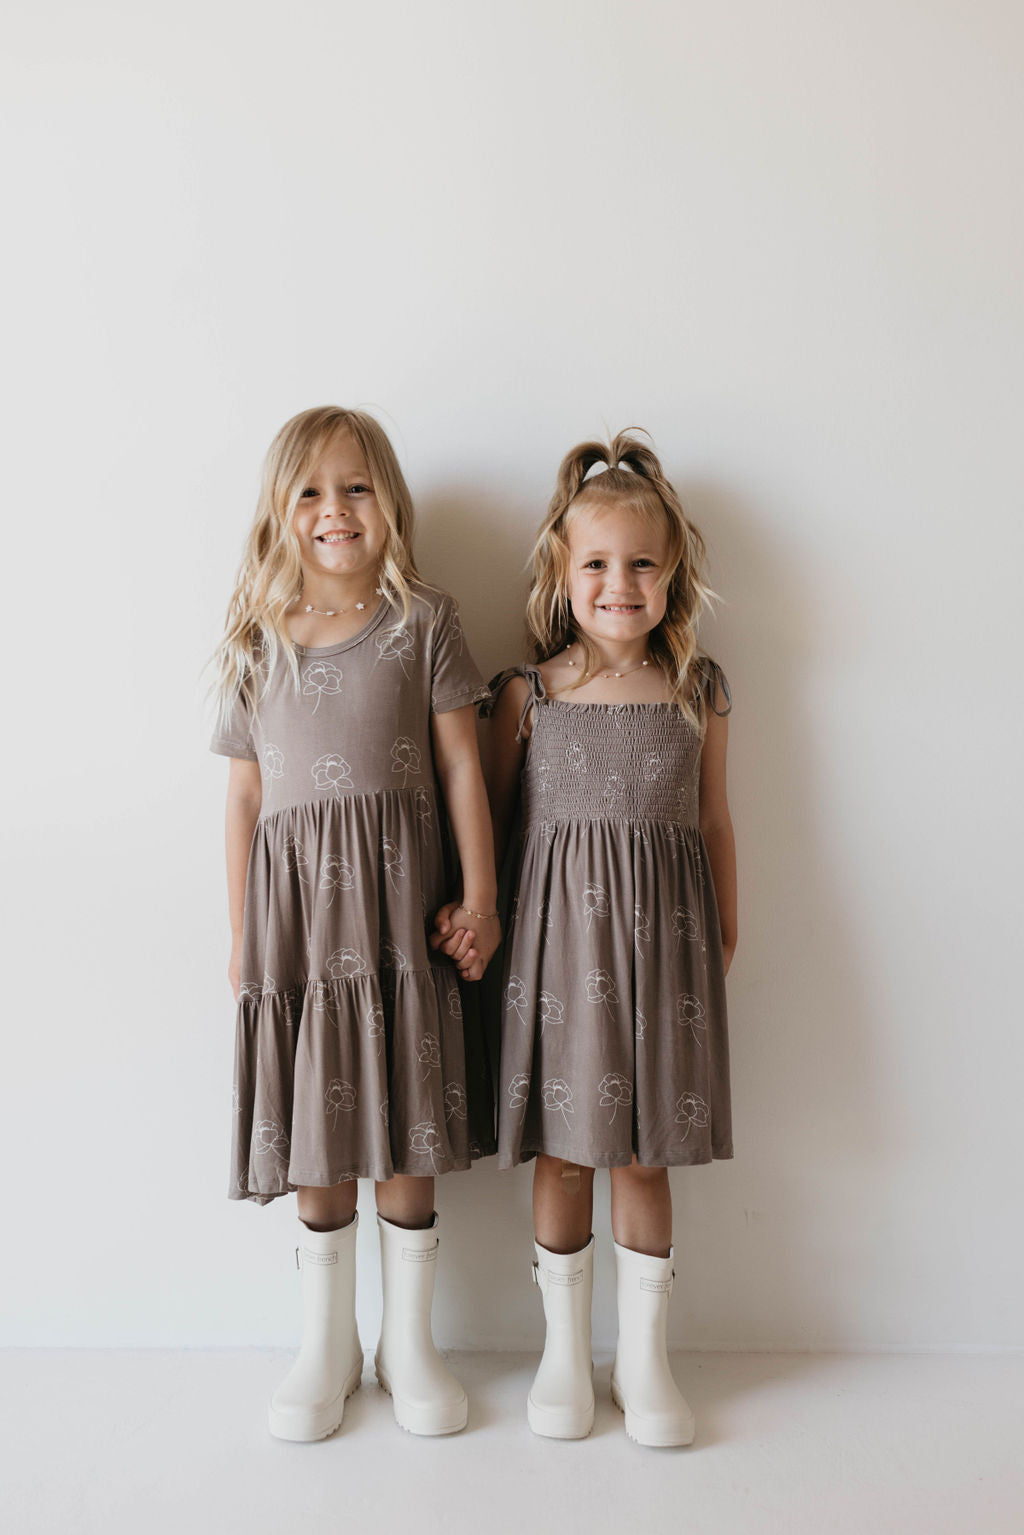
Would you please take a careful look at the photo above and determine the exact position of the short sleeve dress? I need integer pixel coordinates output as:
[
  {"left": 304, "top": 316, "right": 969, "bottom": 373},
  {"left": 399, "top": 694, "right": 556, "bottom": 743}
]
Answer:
[
  {"left": 211, "top": 584, "right": 494, "bottom": 1202},
  {"left": 485, "top": 659, "right": 734, "bottom": 1171}
]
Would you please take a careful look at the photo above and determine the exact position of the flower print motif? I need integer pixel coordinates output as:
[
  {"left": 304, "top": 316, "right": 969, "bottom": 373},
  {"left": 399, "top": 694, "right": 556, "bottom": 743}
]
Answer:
[
  {"left": 538, "top": 991, "right": 564, "bottom": 1035},
  {"left": 443, "top": 1082, "right": 467, "bottom": 1121},
  {"left": 302, "top": 659, "right": 343, "bottom": 713},
  {"left": 413, "top": 786, "right": 433, "bottom": 826},
  {"left": 538, "top": 899, "right": 553, "bottom": 928},
  {"left": 311, "top": 979, "right": 339, "bottom": 1020},
  {"left": 584, "top": 968, "right": 618, "bottom": 1015},
  {"left": 507, "top": 1073, "right": 531, "bottom": 1121},
  {"left": 231, "top": 1083, "right": 241, "bottom": 1114},
  {"left": 676, "top": 783, "right": 692, "bottom": 817},
  {"left": 261, "top": 974, "right": 276, "bottom": 996},
  {"left": 445, "top": 601, "right": 466, "bottom": 655},
  {"left": 379, "top": 938, "right": 407, "bottom": 970},
  {"left": 376, "top": 626, "right": 415, "bottom": 676},
  {"left": 542, "top": 1078, "right": 574, "bottom": 1129},
  {"left": 366, "top": 1002, "right": 385, "bottom": 1055},
  {"left": 582, "top": 882, "right": 609, "bottom": 930},
  {"left": 238, "top": 980, "right": 261, "bottom": 1002},
  {"left": 675, "top": 1091, "right": 710, "bottom": 1141},
  {"left": 641, "top": 751, "right": 663, "bottom": 781},
  {"left": 380, "top": 837, "right": 406, "bottom": 892},
  {"left": 634, "top": 905, "right": 650, "bottom": 954},
  {"left": 446, "top": 985, "right": 463, "bottom": 1021},
  {"left": 598, "top": 1072, "right": 633, "bottom": 1124},
  {"left": 504, "top": 975, "right": 528, "bottom": 1023},
  {"left": 540, "top": 821, "right": 558, "bottom": 845},
  {"left": 565, "top": 742, "right": 587, "bottom": 774},
  {"left": 253, "top": 1119, "right": 289, "bottom": 1160},
  {"left": 390, "top": 735, "right": 422, "bottom": 786},
  {"left": 261, "top": 743, "right": 284, "bottom": 780},
  {"left": 379, "top": 1098, "right": 390, "bottom": 1129},
  {"left": 320, "top": 853, "right": 355, "bottom": 907},
  {"left": 635, "top": 1009, "right": 648, "bottom": 1042},
  {"left": 281, "top": 835, "right": 308, "bottom": 880},
  {"left": 508, "top": 894, "right": 520, "bottom": 932},
  {"left": 632, "top": 825, "right": 650, "bottom": 847},
  {"left": 602, "top": 771, "right": 625, "bottom": 807},
  {"left": 312, "top": 753, "right": 353, "bottom": 797},
  {"left": 671, "top": 907, "right": 700, "bottom": 948},
  {"left": 418, "top": 1034, "right": 441, "bottom": 1079},
  {"left": 326, "top": 946, "right": 367, "bottom": 980},
  {"left": 676, "top": 992, "right": 707, "bottom": 1046},
  {"left": 535, "top": 758, "right": 551, "bottom": 796},
  {"left": 324, "top": 1078, "right": 357, "bottom": 1129},
  {"left": 408, "top": 1119, "right": 446, "bottom": 1173}
]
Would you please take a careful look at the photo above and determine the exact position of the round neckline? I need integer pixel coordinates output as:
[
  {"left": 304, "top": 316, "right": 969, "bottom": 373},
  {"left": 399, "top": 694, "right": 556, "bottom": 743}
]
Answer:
[{"left": 291, "top": 598, "right": 391, "bottom": 657}]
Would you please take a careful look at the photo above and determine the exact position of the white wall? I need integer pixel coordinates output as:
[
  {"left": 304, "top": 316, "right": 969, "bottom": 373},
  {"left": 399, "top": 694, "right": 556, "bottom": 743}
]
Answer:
[{"left": 2, "top": 0, "right": 1021, "bottom": 1352}]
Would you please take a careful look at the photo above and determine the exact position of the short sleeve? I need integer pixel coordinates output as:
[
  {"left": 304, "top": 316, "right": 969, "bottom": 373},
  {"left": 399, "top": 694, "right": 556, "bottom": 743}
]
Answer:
[
  {"left": 429, "top": 594, "right": 492, "bottom": 714},
  {"left": 210, "top": 680, "right": 258, "bottom": 760},
  {"left": 696, "top": 656, "right": 732, "bottom": 718}
]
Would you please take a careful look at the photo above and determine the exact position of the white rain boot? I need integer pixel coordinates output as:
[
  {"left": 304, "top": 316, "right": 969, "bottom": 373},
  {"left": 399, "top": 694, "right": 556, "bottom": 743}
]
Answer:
[
  {"left": 610, "top": 1240, "right": 695, "bottom": 1447},
  {"left": 527, "top": 1237, "right": 596, "bottom": 1439},
  {"left": 268, "top": 1215, "right": 364, "bottom": 1442},
  {"left": 374, "top": 1213, "right": 468, "bottom": 1436}
]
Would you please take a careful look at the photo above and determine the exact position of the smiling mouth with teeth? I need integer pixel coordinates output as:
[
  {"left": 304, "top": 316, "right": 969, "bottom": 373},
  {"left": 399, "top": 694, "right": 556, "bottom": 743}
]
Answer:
[{"left": 316, "top": 532, "right": 359, "bottom": 543}]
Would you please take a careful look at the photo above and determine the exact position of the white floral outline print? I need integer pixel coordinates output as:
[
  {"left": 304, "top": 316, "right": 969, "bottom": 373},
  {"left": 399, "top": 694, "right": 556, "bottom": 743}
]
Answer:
[
  {"left": 584, "top": 968, "right": 618, "bottom": 1016},
  {"left": 676, "top": 992, "right": 707, "bottom": 1046},
  {"left": 253, "top": 1119, "right": 289, "bottom": 1161},
  {"left": 324, "top": 1078, "right": 357, "bottom": 1128},
  {"left": 418, "top": 1034, "right": 441, "bottom": 1080},
  {"left": 380, "top": 837, "right": 406, "bottom": 893},
  {"left": 390, "top": 736, "right": 421, "bottom": 786},
  {"left": 413, "top": 785, "right": 433, "bottom": 826},
  {"left": 282, "top": 835, "right": 308, "bottom": 881},
  {"left": 504, "top": 975, "right": 528, "bottom": 1023},
  {"left": 443, "top": 1082, "right": 467, "bottom": 1121},
  {"left": 565, "top": 742, "right": 587, "bottom": 774},
  {"left": 326, "top": 947, "right": 367, "bottom": 979},
  {"left": 538, "top": 899, "right": 553, "bottom": 928},
  {"left": 366, "top": 1002, "right": 385, "bottom": 1055},
  {"left": 671, "top": 907, "right": 700, "bottom": 949},
  {"left": 320, "top": 853, "right": 355, "bottom": 906},
  {"left": 302, "top": 660, "right": 342, "bottom": 713},
  {"left": 508, "top": 1073, "right": 530, "bottom": 1122},
  {"left": 538, "top": 991, "right": 564, "bottom": 1035},
  {"left": 379, "top": 938, "right": 407, "bottom": 970},
  {"left": 642, "top": 751, "right": 663, "bottom": 781},
  {"left": 598, "top": 1072, "right": 633, "bottom": 1124},
  {"left": 312, "top": 753, "right": 353, "bottom": 797},
  {"left": 675, "top": 1091, "right": 710, "bottom": 1141},
  {"left": 634, "top": 905, "right": 651, "bottom": 955},
  {"left": 376, "top": 626, "right": 414, "bottom": 676},
  {"left": 238, "top": 981, "right": 261, "bottom": 1002},
  {"left": 262, "top": 743, "right": 284, "bottom": 779},
  {"left": 446, "top": 986, "right": 463, "bottom": 1020},
  {"left": 408, "top": 1120, "right": 446, "bottom": 1173},
  {"left": 602, "top": 771, "right": 625, "bottom": 806},
  {"left": 542, "top": 1078, "right": 574, "bottom": 1129},
  {"left": 582, "top": 882, "right": 609, "bottom": 930},
  {"left": 635, "top": 1009, "right": 648, "bottom": 1042}
]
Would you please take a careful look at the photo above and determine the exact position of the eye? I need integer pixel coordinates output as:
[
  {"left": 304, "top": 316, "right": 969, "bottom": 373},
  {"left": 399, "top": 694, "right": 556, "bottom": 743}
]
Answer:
[
  {"left": 634, "top": 559, "right": 655, "bottom": 568},
  {"left": 583, "top": 560, "right": 605, "bottom": 570},
  {"left": 299, "top": 487, "right": 318, "bottom": 499},
  {"left": 347, "top": 483, "right": 371, "bottom": 495}
]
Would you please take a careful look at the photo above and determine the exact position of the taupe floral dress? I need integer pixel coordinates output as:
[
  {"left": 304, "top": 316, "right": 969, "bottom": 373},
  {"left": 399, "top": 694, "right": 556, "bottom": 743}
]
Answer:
[
  {"left": 211, "top": 584, "right": 493, "bottom": 1203},
  {"left": 485, "top": 660, "right": 733, "bottom": 1170}
]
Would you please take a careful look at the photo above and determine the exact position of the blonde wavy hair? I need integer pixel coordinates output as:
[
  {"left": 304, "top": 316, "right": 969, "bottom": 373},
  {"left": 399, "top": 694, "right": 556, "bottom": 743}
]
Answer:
[
  {"left": 211, "top": 406, "right": 421, "bottom": 728},
  {"left": 525, "top": 430, "right": 719, "bottom": 732}
]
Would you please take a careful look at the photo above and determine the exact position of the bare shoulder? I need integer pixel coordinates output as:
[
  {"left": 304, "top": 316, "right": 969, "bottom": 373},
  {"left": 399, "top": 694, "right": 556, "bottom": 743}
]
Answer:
[{"left": 489, "top": 671, "right": 533, "bottom": 740}]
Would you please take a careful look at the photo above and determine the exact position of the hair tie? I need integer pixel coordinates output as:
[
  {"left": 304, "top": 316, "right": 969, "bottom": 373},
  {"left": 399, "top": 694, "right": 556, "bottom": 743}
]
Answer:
[{"left": 582, "top": 459, "right": 635, "bottom": 483}]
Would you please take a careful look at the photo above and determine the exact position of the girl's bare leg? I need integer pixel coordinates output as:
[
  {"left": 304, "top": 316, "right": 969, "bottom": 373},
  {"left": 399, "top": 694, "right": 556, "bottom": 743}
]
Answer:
[
  {"left": 609, "top": 1159, "right": 671, "bottom": 1257},
  {"left": 532, "top": 1153, "right": 595, "bottom": 1252},
  {"left": 296, "top": 1180, "right": 359, "bottom": 1232},
  {"left": 375, "top": 1174, "right": 435, "bottom": 1229}
]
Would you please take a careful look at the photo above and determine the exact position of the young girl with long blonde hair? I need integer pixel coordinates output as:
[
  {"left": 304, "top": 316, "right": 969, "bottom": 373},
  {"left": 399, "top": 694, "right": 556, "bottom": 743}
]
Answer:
[
  {"left": 211, "top": 406, "right": 499, "bottom": 1442},
  {"left": 468, "top": 431, "right": 736, "bottom": 1447}
]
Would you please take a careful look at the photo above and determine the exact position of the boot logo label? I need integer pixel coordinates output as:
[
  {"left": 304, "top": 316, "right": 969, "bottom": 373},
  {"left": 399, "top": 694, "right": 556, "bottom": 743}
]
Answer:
[
  {"left": 548, "top": 1269, "right": 583, "bottom": 1287},
  {"left": 302, "top": 1249, "right": 338, "bottom": 1266},
  {"left": 402, "top": 1246, "right": 437, "bottom": 1263},
  {"left": 640, "top": 1277, "right": 671, "bottom": 1293}
]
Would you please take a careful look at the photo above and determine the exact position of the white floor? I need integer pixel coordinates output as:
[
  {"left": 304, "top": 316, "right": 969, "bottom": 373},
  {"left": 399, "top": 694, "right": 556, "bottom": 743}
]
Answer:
[{"left": 4, "top": 1349, "right": 1022, "bottom": 1535}]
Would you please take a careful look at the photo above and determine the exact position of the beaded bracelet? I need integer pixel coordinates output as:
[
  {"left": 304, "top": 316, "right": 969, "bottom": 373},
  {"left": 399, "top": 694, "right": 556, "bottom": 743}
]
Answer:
[{"left": 458, "top": 904, "right": 499, "bottom": 921}]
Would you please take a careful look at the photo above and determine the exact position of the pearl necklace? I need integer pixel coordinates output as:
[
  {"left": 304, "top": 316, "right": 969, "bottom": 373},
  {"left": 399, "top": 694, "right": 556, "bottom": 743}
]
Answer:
[
  {"left": 564, "top": 643, "right": 651, "bottom": 680},
  {"left": 295, "top": 585, "right": 383, "bottom": 618}
]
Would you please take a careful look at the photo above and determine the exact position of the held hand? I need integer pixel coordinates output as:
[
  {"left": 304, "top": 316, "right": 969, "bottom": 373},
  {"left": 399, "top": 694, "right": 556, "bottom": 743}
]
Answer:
[{"left": 452, "top": 906, "right": 501, "bottom": 982}]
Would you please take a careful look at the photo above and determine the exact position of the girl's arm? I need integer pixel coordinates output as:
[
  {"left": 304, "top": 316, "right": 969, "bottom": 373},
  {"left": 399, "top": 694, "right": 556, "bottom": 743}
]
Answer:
[
  {"left": 480, "top": 674, "right": 529, "bottom": 868},
  {"left": 225, "top": 758, "right": 263, "bottom": 998},
  {"left": 698, "top": 697, "right": 738, "bottom": 974},
  {"left": 429, "top": 704, "right": 500, "bottom": 982}
]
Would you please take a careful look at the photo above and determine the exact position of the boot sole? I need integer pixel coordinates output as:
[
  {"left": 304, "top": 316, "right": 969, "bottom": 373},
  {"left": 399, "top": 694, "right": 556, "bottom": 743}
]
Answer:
[
  {"left": 527, "top": 1393, "right": 595, "bottom": 1440},
  {"left": 268, "top": 1358, "right": 364, "bottom": 1443},
  {"left": 375, "top": 1364, "right": 468, "bottom": 1436},
  {"left": 610, "top": 1378, "right": 695, "bottom": 1448}
]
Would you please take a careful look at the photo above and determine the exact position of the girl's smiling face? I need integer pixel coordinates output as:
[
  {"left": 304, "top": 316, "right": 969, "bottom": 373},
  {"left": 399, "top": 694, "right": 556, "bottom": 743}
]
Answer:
[
  {"left": 565, "top": 498, "right": 669, "bottom": 643},
  {"left": 291, "top": 430, "right": 387, "bottom": 584}
]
